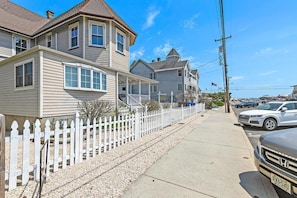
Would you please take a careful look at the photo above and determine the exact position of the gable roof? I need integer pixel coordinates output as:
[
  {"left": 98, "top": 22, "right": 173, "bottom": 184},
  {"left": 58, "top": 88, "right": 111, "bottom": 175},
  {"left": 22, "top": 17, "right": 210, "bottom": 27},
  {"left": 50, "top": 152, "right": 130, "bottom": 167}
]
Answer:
[
  {"left": 0, "top": 0, "right": 137, "bottom": 44},
  {"left": 166, "top": 48, "right": 180, "bottom": 58},
  {"left": 0, "top": 0, "right": 49, "bottom": 36},
  {"left": 150, "top": 59, "right": 188, "bottom": 72}
]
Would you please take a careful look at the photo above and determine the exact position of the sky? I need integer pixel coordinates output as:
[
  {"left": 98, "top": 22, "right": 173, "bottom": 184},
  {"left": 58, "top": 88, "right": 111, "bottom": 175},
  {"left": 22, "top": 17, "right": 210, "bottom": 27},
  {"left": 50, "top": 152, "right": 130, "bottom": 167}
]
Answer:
[{"left": 11, "top": 0, "right": 297, "bottom": 99}]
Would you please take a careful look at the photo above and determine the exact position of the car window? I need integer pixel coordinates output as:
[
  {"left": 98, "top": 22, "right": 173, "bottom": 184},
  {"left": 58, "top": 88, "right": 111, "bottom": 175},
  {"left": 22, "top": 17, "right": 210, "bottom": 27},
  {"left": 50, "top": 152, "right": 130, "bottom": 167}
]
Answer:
[
  {"left": 283, "top": 103, "right": 296, "bottom": 110},
  {"left": 257, "top": 103, "right": 282, "bottom": 111}
]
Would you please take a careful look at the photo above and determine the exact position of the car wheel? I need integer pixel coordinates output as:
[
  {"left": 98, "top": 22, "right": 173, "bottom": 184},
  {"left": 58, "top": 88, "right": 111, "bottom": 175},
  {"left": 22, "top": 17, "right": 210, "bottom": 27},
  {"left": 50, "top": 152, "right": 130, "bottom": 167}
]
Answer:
[{"left": 263, "top": 118, "right": 277, "bottom": 131}]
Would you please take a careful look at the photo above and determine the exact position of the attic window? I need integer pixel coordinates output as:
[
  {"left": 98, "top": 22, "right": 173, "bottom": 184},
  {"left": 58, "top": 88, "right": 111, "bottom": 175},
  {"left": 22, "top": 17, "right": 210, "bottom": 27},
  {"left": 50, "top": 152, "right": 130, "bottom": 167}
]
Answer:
[
  {"left": 69, "top": 22, "right": 79, "bottom": 49},
  {"left": 14, "top": 36, "right": 29, "bottom": 54},
  {"left": 46, "top": 33, "right": 52, "bottom": 48},
  {"left": 89, "top": 21, "right": 105, "bottom": 47},
  {"left": 116, "top": 29, "right": 125, "bottom": 54}
]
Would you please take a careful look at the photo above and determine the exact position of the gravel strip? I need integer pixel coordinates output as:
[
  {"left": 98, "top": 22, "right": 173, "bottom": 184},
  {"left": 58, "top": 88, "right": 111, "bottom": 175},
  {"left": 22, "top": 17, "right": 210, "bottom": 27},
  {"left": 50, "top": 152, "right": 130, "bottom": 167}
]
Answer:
[{"left": 5, "top": 111, "right": 208, "bottom": 198}]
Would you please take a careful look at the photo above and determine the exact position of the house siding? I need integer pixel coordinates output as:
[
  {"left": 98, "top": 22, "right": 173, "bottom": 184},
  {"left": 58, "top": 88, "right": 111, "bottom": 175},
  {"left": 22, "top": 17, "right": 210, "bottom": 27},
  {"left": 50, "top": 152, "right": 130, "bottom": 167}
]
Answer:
[
  {"left": 0, "top": 30, "right": 12, "bottom": 59},
  {"left": 111, "top": 25, "right": 130, "bottom": 72},
  {"left": 0, "top": 54, "right": 39, "bottom": 117},
  {"left": 84, "top": 17, "right": 110, "bottom": 67},
  {"left": 42, "top": 51, "right": 116, "bottom": 117}
]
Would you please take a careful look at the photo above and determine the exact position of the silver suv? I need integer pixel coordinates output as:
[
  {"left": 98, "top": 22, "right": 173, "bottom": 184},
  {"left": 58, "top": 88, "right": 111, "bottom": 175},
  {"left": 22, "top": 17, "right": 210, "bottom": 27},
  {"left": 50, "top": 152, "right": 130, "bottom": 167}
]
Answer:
[
  {"left": 238, "top": 101, "right": 297, "bottom": 130},
  {"left": 254, "top": 128, "right": 297, "bottom": 196}
]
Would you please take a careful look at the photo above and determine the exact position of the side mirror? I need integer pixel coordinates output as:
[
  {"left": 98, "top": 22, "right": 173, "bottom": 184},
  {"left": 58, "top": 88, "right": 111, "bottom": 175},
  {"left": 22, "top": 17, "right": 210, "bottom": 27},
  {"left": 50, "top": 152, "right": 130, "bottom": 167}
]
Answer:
[{"left": 281, "top": 107, "right": 288, "bottom": 112}]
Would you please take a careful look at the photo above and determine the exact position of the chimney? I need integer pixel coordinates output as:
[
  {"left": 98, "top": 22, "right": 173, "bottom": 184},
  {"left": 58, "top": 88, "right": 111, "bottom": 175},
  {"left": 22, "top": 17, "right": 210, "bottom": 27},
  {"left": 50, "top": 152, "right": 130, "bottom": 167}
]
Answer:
[
  {"left": 152, "top": 60, "right": 155, "bottom": 62},
  {"left": 157, "top": 57, "right": 161, "bottom": 61},
  {"left": 46, "top": 10, "right": 54, "bottom": 19}
]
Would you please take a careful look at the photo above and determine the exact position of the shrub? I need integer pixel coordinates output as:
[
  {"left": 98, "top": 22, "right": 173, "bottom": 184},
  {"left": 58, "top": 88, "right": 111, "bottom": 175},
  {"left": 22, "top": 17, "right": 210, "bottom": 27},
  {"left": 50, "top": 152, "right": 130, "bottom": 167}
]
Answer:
[
  {"left": 142, "top": 100, "right": 160, "bottom": 111},
  {"left": 78, "top": 100, "right": 114, "bottom": 122}
]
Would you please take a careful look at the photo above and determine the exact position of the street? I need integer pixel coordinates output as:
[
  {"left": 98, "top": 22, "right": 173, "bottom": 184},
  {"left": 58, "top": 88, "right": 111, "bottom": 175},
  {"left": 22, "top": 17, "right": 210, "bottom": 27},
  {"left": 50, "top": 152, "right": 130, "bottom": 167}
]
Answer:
[{"left": 232, "top": 106, "right": 296, "bottom": 198}]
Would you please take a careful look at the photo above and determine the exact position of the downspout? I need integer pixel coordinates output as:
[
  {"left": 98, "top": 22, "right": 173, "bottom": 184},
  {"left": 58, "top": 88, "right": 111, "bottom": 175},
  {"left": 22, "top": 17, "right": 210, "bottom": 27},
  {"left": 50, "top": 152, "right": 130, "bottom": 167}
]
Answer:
[
  {"left": 55, "top": 33, "right": 58, "bottom": 50},
  {"left": 116, "top": 72, "right": 118, "bottom": 107},
  {"left": 109, "top": 20, "right": 112, "bottom": 67},
  {"left": 39, "top": 51, "right": 44, "bottom": 118},
  {"left": 83, "top": 16, "right": 86, "bottom": 59}
]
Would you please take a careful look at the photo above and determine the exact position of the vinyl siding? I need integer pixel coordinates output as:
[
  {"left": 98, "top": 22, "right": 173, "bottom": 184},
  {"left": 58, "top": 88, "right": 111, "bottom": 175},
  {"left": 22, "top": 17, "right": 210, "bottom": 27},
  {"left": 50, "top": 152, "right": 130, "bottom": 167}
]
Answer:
[
  {"left": 0, "top": 53, "right": 39, "bottom": 117},
  {"left": 84, "top": 18, "right": 110, "bottom": 67},
  {"left": 0, "top": 30, "right": 12, "bottom": 58},
  {"left": 111, "top": 26, "right": 130, "bottom": 72},
  {"left": 42, "top": 51, "right": 116, "bottom": 117}
]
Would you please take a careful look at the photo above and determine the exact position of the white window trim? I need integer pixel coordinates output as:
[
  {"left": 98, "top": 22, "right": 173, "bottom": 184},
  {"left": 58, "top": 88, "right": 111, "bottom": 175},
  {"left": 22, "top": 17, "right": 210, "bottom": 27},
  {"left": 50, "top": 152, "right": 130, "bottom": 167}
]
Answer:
[
  {"left": 116, "top": 28, "right": 126, "bottom": 54},
  {"left": 63, "top": 63, "right": 107, "bottom": 92},
  {"left": 68, "top": 22, "right": 79, "bottom": 49},
  {"left": 12, "top": 34, "right": 30, "bottom": 55},
  {"left": 88, "top": 20, "right": 106, "bottom": 47},
  {"left": 46, "top": 32, "right": 52, "bottom": 48},
  {"left": 14, "top": 58, "right": 34, "bottom": 91}
]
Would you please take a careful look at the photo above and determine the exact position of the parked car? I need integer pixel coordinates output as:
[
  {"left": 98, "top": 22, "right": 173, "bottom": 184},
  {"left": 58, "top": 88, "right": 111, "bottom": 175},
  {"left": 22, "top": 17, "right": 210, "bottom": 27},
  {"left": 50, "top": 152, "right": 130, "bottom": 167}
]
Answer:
[
  {"left": 254, "top": 128, "right": 297, "bottom": 196},
  {"left": 235, "top": 101, "right": 258, "bottom": 108},
  {"left": 238, "top": 101, "right": 297, "bottom": 130}
]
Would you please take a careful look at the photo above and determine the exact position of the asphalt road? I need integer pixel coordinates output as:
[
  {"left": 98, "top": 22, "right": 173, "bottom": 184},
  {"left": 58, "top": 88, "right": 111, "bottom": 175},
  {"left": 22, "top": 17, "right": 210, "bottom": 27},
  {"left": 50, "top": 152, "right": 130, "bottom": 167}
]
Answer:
[{"left": 232, "top": 105, "right": 296, "bottom": 198}]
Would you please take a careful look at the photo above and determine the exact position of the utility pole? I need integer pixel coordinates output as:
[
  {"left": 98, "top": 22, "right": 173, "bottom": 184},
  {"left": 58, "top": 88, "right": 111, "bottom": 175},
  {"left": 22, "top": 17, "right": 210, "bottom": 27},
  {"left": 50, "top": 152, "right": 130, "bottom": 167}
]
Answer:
[{"left": 215, "top": 0, "right": 231, "bottom": 113}]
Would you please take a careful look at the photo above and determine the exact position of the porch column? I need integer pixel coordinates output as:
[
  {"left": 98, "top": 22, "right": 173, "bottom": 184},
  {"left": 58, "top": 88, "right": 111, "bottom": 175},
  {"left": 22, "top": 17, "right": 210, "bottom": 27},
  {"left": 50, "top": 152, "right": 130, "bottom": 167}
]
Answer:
[
  {"left": 138, "top": 80, "right": 141, "bottom": 103},
  {"left": 116, "top": 72, "right": 118, "bottom": 107},
  {"left": 126, "top": 77, "right": 129, "bottom": 104}
]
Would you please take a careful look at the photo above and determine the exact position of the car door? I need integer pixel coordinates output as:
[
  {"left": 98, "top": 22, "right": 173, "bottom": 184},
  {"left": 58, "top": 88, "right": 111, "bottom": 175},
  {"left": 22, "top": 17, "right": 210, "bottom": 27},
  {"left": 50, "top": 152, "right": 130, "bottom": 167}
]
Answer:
[{"left": 278, "top": 103, "right": 297, "bottom": 126}]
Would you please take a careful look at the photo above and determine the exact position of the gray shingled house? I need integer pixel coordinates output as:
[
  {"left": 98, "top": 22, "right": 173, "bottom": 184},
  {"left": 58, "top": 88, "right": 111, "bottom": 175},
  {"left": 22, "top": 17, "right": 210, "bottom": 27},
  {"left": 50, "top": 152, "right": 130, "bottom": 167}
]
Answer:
[
  {"left": 130, "top": 48, "right": 199, "bottom": 104},
  {"left": 0, "top": 0, "right": 157, "bottom": 127}
]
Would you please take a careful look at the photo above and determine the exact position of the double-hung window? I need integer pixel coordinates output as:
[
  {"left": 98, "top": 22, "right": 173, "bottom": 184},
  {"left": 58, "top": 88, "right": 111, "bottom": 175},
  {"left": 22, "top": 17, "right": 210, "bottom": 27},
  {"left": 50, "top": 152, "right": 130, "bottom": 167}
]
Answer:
[
  {"left": 64, "top": 64, "right": 107, "bottom": 91},
  {"left": 116, "top": 29, "right": 125, "bottom": 53},
  {"left": 69, "top": 22, "right": 79, "bottom": 49},
  {"left": 14, "top": 36, "right": 29, "bottom": 54},
  {"left": 89, "top": 21, "right": 105, "bottom": 47},
  {"left": 46, "top": 33, "right": 52, "bottom": 48},
  {"left": 15, "top": 59, "right": 34, "bottom": 89}
]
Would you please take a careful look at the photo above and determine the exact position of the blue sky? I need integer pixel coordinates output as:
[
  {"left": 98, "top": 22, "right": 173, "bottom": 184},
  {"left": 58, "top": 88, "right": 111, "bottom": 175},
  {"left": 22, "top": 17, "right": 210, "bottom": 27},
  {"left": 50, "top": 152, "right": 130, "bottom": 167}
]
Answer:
[{"left": 11, "top": 0, "right": 297, "bottom": 98}]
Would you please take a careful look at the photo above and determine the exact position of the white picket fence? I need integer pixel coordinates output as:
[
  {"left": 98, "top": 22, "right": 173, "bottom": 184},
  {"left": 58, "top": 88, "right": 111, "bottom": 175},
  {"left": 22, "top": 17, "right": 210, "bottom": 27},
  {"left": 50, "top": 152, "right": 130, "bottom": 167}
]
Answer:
[{"left": 4, "top": 104, "right": 205, "bottom": 191}]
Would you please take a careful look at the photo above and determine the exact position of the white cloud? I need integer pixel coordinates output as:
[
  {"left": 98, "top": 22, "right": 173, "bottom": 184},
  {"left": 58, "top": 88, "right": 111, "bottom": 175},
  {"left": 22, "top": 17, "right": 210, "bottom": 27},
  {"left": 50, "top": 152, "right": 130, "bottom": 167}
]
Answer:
[
  {"left": 130, "top": 47, "right": 145, "bottom": 60},
  {"left": 142, "top": 6, "right": 160, "bottom": 30},
  {"left": 153, "top": 42, "right": 173, "bottom": 57},
  {"left": 256, "top": 48, "right": 272, "bottom": 55},
  {"left": 259, "top": 70, "right": 277, "bottom": 76},
  {"left": 183, "top": 13, "right": 200, "bottom": 29}
]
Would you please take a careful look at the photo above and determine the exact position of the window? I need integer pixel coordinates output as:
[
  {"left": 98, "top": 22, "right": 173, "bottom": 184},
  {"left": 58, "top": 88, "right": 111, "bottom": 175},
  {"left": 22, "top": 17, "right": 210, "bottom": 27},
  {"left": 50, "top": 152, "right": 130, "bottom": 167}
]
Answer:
[
  {"left": 14, "top": 36, "right": 29, "bottom": 54},
  {"left": 69, "top": 22, "right": 79, "bottom": 48},
  {"left": 151, "top": 85, "right": 157, "bottom": 93},
  {"left": 89, "top": 21, "right": 105, "bottom": 47},
  {"left": 15, "top": 60, "right": 33, "bottom": 88},
  {"left": 46, "top": 33, "right": 52, "bottom": 48},
  {"left": 178, "top": 84, "right": 182, "bottom": 91},
  {"left": 81, "top": 69, "right": 91, "bottom": 88},
  {"left": 116, "top": 30, "right": 125, "bottom": 53},
  {"left": 150, "top": 72, "right": 157, "bottom": 79},
  {"left": 64, "top": 64, "right": 107, "bottom": 91},
  {"left": 177, "top": 69, "right": 182, "bottom": 76}
]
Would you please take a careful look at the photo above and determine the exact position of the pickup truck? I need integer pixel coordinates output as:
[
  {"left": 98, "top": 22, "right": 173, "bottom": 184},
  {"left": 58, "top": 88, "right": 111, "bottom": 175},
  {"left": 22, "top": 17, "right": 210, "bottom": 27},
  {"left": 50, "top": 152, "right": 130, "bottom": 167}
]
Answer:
[{"left": 254, "top": 128, "right": 297, "bottom": 196}]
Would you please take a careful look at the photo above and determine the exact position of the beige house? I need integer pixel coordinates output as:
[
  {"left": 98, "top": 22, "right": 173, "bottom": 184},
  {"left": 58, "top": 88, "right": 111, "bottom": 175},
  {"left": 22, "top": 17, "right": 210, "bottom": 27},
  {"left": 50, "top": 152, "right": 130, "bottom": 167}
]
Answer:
[{"left": 0, "top": 0, "right": 157, "bottom": 127}]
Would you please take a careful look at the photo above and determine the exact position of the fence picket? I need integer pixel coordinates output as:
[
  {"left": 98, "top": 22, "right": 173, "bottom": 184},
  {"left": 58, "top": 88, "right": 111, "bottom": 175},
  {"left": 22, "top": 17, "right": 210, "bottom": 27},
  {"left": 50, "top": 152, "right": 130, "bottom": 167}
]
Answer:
[
  {"left": 22, "top": 121, "right": 30, "bottom": 185},
  {"left": 109, "top": 117, "right": 112, "bottom": 150},
  {"left": 44, "top": 120, "right": 51, "bottom": 176},
  {"left": 70, "top": 121, "right": 75, "bottom": 166},
  {"left": 34, "top": 120, "right": 41, "bottom": 181},
  {"left": 54, "top": 121, "right": 59, "bottom": 172},
  {"left": 103, "top": 117, "right": 107, "bottom": 152},
  {"left": 62, "top": 121, "right": 67, "bottom": 169},
  {"left": 98, "top": 117, "right": 102, "bottom": 154},
  {"left": 8, "top": 121, "right": 18, "bottom": 190},
  {"left": 92, "top": 118, "right": 97, "bottom": 157},
  {"left": 86, "top": 119, "right": 90, "bottom": 160}
]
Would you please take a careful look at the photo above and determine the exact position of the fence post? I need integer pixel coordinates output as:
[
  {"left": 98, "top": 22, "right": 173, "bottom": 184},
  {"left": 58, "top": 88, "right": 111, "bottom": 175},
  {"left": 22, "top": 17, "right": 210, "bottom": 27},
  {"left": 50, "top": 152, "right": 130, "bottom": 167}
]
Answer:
[
  {"left": 161, "top": 106, "right": 164, "bottom": 129},
  {"left": 0, "top": 114, "right": 5, "bottom": 198},
  {"left": 181, "top": 105, "right": 184, "bottom": 120},
  {"left": 135, "top": 110, "right": 140, "bottom": 139},
  {"left": 75, "top": 112, "right": 80, "bottom": 164}
]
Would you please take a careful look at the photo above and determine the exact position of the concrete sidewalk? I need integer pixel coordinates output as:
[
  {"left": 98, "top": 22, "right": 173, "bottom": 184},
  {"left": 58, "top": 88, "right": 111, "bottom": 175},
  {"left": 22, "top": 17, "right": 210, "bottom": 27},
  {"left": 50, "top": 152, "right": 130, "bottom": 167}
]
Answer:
[{"left": 122, "top": 107, "right": 279, "bottom": 198}]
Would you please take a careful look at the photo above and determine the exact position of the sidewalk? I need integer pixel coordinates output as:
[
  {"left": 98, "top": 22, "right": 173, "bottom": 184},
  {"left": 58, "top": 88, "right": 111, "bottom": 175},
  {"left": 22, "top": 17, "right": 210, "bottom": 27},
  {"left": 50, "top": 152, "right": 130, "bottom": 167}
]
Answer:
[{"left": 121, "top": 107, "right": 279, "bottom": 198}]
